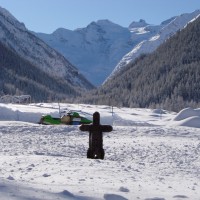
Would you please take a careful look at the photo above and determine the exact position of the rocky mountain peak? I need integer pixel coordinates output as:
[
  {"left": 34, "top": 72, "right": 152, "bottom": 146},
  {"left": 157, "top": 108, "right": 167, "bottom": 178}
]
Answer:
[{"left": 129, "top": 19, "right": 149, "bottom": 29}]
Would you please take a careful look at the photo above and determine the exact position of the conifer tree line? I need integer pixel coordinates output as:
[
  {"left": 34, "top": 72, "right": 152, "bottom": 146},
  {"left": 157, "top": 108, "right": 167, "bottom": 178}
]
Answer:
[{"left": 78, "top": 16, "right": 200, "bottom": 112}]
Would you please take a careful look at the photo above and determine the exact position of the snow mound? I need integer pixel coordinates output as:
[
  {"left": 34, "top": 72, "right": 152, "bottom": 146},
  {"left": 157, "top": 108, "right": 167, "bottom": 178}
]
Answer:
[
  {"left": 58, "top": 190, "right": 75, "bottom": 198},
  {"left": 173, "top": 107, "right": 200, "bottom": 121},
  {"left": 174, "top": 116, "right": 200, "bottom": 128},
  {"left": 152, "top": 109, "right": 166, "bottom": 114},
  {"left": 0, "top": 104, "right": 59, "bottom": 123},
  {"left": 171, "top": 107, "right": 200, "bottom": 128}
]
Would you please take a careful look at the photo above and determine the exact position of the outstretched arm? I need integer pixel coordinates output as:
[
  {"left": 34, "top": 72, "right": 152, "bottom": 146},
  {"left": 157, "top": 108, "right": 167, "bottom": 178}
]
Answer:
[
  {"left": 79, "top": 124, "right": 91, "bottom": 132},
  {"left": 101, "top": 125, "right": 113, "bottom": 132}
]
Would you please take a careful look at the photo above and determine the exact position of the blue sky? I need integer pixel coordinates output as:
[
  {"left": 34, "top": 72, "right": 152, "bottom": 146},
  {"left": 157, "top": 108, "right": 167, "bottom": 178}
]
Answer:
[{"left": 0, "top": 0, "right": 199, "bottom": 33}]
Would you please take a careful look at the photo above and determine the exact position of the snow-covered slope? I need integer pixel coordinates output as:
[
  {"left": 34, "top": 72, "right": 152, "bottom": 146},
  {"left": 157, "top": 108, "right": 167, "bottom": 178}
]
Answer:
[
  {"left": 0, "top": 103, "right": 200, "bottom": 200},
  {"left": 36, "top": 11, "right": 200, "bottom": 86},
  {"left": 36, "top": 20, "right": 134, "bottom": 86},
  {"left": 106, "top": 10, "right": 200, "bottom": 82},
  {"left": 0, "top": 6, "right": 93, "bottom": 90}
]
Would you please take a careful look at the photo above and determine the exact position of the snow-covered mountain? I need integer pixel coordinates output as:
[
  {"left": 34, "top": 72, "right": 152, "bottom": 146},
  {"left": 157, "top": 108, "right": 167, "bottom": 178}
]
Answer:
[
  {"left": 35, "top": 11, "right": 200, "bottom": 86},
  {"left": 0, "top": 6, "right": 93, "bottom": 90},
  {"left": 106, "top": 10, "right": 200, "bottom": 82},
  {"left": 36, "top": 20, "right": 134, "bottom": 86}
]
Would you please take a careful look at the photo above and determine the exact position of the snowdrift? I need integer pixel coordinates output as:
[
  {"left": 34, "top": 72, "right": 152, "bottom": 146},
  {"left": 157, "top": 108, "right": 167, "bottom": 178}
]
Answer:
[
  {"left": 171, "top": 107, "right": 200, "bottom": 128},
  {"left": 1, "top": 104, "right": 200, "bottom": 128}
]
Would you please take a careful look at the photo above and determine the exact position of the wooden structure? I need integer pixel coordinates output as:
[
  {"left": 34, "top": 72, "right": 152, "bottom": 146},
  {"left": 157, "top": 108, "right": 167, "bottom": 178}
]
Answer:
[{"left": 79, "top": 112, "right": 113, "bottom": 159}]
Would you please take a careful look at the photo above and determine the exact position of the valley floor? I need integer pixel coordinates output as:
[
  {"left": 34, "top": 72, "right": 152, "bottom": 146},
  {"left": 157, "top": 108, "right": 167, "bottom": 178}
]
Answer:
[{"left": 0, "top": 103, "right": 200, "bottom": 200}]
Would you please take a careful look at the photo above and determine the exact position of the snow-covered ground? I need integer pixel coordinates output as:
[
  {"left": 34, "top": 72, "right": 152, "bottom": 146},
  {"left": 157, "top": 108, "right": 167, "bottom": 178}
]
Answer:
[{"left": 0, "top": 103, "right": 200, "bottom": 200}]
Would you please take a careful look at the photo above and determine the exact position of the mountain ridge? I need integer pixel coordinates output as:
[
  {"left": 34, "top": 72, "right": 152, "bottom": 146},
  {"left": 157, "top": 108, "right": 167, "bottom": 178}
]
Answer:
[
  {"left": 35, "top": 10, "right": 200, "bottom": 86},
  {"left": 36, "top": 19, "right": 133, "bottom": 86},
  {"left": 105, "top": 10, "right": 200, "bottom": 83},
  {"left": 0, "top": 6, "right": 94, "bottom": 91}
]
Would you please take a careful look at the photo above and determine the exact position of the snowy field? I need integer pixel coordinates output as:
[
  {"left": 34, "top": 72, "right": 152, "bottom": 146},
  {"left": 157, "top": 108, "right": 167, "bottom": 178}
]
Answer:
[{"left": 0, "top": 103, "right": 200, "bottom": 200}]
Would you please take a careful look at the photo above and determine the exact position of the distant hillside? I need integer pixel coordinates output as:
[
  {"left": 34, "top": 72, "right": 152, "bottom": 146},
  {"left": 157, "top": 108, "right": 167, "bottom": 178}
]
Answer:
[
  {"left": 0, "top": 41, "right": 81, "bottom": 102},
  {"left": 0, "top": 6, "right": 94, "bottom": 100},
  {"left": 79, "top": 15, "right": 200, "bottom": 111}
]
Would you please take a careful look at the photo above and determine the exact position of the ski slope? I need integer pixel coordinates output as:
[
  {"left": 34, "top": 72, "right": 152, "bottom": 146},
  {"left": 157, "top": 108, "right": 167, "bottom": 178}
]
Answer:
[{"left": 0, "top": 103, "right": 200, "bottom": 200}]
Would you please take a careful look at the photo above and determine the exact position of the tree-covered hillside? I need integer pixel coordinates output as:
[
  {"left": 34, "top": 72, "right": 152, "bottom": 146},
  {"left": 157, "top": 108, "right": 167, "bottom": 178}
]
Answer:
[
  {"left": 0, "top": 41, "right": 80, "bottom": 102},
  {"left": 79, "top": 16, "right": 200, "bottom": 111}
]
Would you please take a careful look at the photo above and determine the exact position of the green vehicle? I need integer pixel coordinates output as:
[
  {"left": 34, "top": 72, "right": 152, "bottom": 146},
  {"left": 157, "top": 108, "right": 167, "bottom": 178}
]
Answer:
[{"left": 39, "top": 112, "right": 92, "bottom": 125}]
